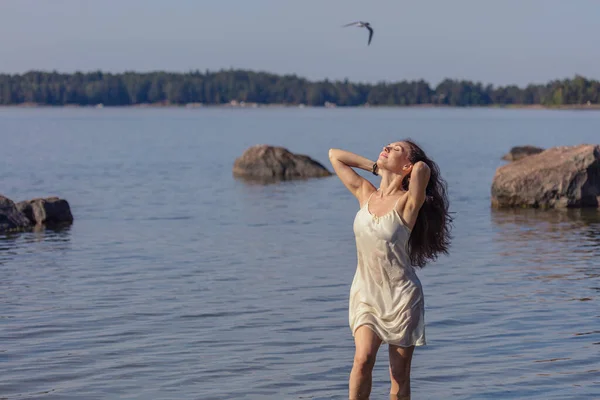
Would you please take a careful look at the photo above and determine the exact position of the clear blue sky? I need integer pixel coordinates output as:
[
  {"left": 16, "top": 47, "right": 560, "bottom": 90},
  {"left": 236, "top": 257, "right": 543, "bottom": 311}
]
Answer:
[{"left": 1, "top": 0, "right": 598, "bottom": 86}]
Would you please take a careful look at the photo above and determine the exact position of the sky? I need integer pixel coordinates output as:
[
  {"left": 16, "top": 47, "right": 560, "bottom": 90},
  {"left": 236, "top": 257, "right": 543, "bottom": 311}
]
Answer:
[{"left": 0, "top": 0, "right": 598, "bottom": 87}]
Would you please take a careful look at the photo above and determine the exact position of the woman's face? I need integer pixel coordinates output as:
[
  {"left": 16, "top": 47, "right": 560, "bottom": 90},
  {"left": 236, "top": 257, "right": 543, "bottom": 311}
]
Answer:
[{"left": 378, "top": 141, "right": 412, "bottom": 174}]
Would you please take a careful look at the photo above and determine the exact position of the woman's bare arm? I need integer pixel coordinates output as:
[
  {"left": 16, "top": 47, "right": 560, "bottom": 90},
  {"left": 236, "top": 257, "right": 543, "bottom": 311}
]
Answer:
[
  {"left": 328, "top": 148, "right": 377, "bottom": 204},
  {"left": 408, "top": 161, "right": 431, "bottom": 207}
]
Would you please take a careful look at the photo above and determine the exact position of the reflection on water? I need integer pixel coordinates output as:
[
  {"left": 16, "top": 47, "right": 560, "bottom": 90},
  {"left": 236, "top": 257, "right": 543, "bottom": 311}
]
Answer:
[
  {"left": 491, "top": 208, "right": 600, "bottom": 268},
  {"left": 492, "top": 207, "right": 600, "bottom": 222},
  {"left": 488, "top": 208, "right": 599, "bottom": 362},
  {"left": 233, "top": 174, "right": 333, "bottom": 186},
  {"left": 1, "top": 223, "right": 72, "bottom": 243},
  {"left": 490, "top": 208, "right": 600, "bottom": 291},
  {"left": 32, "top": 222, "right": 73, "bottom": 233},
  {"left": 491, "top": 207, "right": 600, "bottom": 235},
  {"left": 0, "top": 224, "right": 72, "bottom": 263}
]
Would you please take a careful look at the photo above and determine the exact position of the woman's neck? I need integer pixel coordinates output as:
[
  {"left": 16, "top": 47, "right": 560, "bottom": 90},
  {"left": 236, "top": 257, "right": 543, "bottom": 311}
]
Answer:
[{"left": 378, "top": 172, "right": 406, "bottom": 197}]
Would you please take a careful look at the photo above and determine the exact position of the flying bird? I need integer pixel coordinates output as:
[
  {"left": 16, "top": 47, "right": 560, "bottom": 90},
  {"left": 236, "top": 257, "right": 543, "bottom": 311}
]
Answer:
[{"left": 342, "top": 21, "right": 374, "bottom": 45}]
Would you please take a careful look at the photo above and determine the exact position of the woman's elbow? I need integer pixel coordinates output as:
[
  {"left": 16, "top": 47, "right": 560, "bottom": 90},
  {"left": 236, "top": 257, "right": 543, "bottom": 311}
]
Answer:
[
  {"left": 414, "top": 161, "right": 430, "bottom": 173},
  {"left": 328, "top": 148, "right": 337, "bottom": 160}
]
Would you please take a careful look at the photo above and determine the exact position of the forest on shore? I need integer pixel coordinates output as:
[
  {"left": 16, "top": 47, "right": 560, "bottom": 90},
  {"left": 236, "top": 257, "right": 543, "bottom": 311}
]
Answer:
[{"left": 1, "top": 69, "right": 599, "bottom": 107}]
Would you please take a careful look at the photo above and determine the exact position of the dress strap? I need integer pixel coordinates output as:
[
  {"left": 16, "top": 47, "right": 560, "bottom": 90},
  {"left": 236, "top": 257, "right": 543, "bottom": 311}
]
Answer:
[
  {"left": 393, "top": 194, "right": 403, "bottom": 210},
  {"left": 363, "top": 189, "right": 378, "bottom": 208}
]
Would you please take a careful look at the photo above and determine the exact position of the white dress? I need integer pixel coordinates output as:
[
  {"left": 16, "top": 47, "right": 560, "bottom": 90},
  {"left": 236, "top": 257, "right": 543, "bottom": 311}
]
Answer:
[{"left": 349, "top": 192, "right": 426, "bottom": 347}]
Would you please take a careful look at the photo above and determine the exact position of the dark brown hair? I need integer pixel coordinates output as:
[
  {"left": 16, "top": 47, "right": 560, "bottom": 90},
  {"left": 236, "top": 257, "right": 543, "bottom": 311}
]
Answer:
[{"left": 401, "top": 139, "right": 452, "bottom": 268}]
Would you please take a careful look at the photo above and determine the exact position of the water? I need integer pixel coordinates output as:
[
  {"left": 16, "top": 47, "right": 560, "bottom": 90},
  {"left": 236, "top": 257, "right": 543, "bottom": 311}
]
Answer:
[{"left": 1, "top": 107, "right": 599, "bottom": 399}]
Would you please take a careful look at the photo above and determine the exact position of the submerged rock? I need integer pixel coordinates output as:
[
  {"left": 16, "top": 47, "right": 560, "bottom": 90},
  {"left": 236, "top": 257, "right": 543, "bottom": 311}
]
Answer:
[
  {"left": 0, "top": 195, "right": 32, "bottom": 232},
  {"left": 492, "top": 144, "right": 600, "bottom": 208},
  {"left": 17, "top": 197, "right": 74, "bottom": 225},
  {"left": 233, "top": 145, "right": 332, "bottom": 182}
]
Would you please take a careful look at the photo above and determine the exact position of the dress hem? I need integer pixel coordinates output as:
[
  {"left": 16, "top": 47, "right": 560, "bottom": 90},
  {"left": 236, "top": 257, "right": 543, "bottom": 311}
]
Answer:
[{"left": 352, "top": 323, "right": 426, "bottom": 347}]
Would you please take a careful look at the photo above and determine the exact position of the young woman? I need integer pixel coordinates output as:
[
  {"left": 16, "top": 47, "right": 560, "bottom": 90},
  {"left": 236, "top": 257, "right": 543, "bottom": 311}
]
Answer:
[{"left": 329, "top": 140, "right": 452, "bottom": 400}]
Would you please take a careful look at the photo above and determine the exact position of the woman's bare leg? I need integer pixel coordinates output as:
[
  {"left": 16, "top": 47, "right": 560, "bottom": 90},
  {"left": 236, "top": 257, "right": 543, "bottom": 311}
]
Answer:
[
  {"left": 349, "top": 325, "right": 382, "bottom": 399},
  {"left": 388, "top": 344, "right": 414, "bottom": 399}
]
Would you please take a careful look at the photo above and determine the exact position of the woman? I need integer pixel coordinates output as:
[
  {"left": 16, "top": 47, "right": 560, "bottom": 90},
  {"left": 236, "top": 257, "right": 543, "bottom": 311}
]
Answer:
[{"left": 328, "top": 140, "right": 451, "bottom": 400}]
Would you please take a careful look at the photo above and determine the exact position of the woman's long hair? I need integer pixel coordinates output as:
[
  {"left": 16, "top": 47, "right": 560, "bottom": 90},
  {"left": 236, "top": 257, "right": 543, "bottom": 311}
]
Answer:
[{"left": 401, "top": 139, "right": 452, "bottom": 268}]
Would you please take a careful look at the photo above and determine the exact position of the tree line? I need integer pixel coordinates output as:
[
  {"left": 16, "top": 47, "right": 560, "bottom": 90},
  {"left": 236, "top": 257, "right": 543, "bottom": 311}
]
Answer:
[{"left": 0, "top": 70, "right": 598, "bottom": 107}]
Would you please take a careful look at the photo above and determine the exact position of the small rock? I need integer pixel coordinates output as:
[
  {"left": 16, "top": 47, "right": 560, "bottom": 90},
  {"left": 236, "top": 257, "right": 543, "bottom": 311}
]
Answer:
[
  {"left": 17, "top": 197, "right": 74, "bottom": 225},
  {"left": 0, "top": 195, "right": 32, "bottom": 233},
  {"left": 492, "top": 144, "right": 600, "bottom": 208},
  {"left": 233, "top": 145, "right": 332, "bottom": 182},
  {"left": 502, "top": 145, "right": 544, "bottom": 161}
]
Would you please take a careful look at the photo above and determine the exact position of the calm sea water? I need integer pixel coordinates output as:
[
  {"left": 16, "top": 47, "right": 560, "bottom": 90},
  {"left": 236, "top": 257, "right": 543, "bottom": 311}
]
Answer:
[{"left": 1, "top": 107, "right": 599, "bottom": 400}]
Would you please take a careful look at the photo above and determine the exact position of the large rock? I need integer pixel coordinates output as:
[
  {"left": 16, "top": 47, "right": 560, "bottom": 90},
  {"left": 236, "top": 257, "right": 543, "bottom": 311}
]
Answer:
[
  {"left": 233, "top": 145, "right": 332, "bottom": 182},
  {"left": 502, "top": 145, "right": 544, "bottom": 161},
  {"left": 16, "top": 197, "right": 74, "bottom": 225},
  {"left": 491, "top": 144, "right": 600, "bottom": 208},
  {"left": 0, "top": 195, "right": 32, "bottom": 232}
]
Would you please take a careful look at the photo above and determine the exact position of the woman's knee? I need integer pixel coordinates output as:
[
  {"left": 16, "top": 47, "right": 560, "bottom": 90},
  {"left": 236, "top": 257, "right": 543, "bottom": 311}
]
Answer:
[{"left": 353, "top": 351, "right": 377, "bottom": 371}]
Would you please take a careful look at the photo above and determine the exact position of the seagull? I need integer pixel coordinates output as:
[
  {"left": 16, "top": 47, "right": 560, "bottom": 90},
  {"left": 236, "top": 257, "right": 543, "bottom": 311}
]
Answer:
[{"left": 342, "top": 21, "right": 374, "bottom": 45}]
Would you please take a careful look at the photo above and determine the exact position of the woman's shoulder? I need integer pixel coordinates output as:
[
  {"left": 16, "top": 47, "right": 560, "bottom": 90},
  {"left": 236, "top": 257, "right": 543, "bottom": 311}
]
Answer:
[{"left": 358, "top": 185, "right": 378, "bottom": 208}]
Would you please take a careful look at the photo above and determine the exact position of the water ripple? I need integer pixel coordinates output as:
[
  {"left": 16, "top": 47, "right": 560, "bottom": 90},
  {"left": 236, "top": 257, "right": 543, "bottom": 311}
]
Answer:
[{"left": 1, "top": 108, "right": 600, "bottom": 399}]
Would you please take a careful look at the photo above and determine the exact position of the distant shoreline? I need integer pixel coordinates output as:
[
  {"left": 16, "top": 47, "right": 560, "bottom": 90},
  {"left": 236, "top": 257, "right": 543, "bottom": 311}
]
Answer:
[
  {"left": 2, "top": 102, "right": 600, "bottom": 111},
  {"left": 3, "top": 69, "right": 599, "bottom": 108}
]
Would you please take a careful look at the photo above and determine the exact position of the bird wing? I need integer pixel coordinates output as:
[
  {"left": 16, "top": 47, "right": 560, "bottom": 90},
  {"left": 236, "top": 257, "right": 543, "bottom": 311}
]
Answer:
[
  {"left": 367, "top": 26, "right": 374, "bottom": 45},
  {"left": 342, "top": 21, "right": 360, "bottom": 27}
]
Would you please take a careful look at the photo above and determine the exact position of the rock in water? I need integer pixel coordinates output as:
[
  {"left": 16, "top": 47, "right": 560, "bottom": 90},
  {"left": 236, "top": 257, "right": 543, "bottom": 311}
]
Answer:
[
  {"left": 16, "top": 197, "right": 74, "bottom": 225},
  {"left": 0, "top": 195, "right": 32, "bottom": 232},
  {"left": 492, "top": 144, "right": 600, "bottom": 208},
  {"left": 233, "top": 145, "right": 332, "bottom": 182},
  {"left": 502, "top": 145, "right": 544, "bottom": 161}
]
